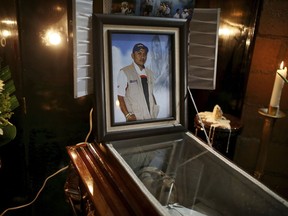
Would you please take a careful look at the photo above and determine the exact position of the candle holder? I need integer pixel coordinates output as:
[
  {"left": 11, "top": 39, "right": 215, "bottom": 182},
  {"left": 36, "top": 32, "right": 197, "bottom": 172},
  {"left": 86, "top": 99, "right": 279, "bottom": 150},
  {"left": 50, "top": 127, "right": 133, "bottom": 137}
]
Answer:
[
  {"left": 258, "top": 106, "right": 286, "bottom": 118},
  {"left": 254, "top": 106, "right": 286, "bottom": 180}
]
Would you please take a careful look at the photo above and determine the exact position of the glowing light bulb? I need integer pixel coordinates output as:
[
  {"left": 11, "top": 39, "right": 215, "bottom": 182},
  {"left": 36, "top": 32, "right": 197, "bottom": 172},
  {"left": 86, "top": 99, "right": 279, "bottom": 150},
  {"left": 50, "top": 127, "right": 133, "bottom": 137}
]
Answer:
[
  {"left": 42, "top": 28, "right": 63, "bottom": 46},
  {"left": 2, "top": 30, "right": 11, "bottom": 37},
  {"left": 46, "top": 30, "right": 61, "bottom": 45}
]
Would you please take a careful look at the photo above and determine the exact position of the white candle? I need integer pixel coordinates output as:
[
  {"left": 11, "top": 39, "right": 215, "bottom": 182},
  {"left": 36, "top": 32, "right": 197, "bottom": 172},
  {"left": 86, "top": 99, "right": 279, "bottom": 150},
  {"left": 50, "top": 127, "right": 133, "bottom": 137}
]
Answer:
[{"left": 269, "top": 61, "right": 287, "bottom": 108}]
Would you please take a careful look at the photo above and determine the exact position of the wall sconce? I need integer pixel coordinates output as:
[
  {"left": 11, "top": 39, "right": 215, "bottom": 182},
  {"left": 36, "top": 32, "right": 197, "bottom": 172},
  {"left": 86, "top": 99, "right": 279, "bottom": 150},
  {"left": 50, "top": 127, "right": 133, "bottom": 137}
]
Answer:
[
  {"left": 0, "top": 19, "right": 17, "bottom": 47},
  {"left": 40, "top": 5, "right": 68, "bottom": 48},
  {"left": 41, "top": 28, "right": 64, "bottom": 47},
  {"left": 219, "top": 19, "right": 248, "bottom": 40}
]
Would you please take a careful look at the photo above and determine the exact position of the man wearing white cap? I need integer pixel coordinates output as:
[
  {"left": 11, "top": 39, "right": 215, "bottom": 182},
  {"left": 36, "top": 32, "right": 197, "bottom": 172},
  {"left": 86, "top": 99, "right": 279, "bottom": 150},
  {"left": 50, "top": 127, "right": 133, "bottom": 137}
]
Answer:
[{"left": 117, "top": 43, "right": 159, "bottom": 121}]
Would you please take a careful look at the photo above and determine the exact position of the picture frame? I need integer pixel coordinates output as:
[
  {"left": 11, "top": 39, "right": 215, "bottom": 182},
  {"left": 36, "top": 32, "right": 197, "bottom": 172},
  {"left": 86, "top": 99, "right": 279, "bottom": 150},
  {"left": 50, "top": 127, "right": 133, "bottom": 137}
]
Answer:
[{"left": 93, "top": 14, "right": 188, "bottom": 142}]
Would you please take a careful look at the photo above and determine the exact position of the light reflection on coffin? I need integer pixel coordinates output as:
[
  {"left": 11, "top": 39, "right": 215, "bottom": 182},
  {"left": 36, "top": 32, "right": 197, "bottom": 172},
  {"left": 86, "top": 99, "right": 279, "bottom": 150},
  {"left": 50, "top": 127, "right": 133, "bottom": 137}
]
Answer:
[{"left": 65, "top": 132, "right": 288, "bottom": 216}]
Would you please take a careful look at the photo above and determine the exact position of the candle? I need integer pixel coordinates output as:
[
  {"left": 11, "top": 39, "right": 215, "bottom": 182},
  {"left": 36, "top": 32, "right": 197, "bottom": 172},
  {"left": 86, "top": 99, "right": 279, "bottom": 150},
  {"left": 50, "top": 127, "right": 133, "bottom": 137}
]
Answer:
[{"left": 269, "top": 61, "right": 287, "bottom": 109}]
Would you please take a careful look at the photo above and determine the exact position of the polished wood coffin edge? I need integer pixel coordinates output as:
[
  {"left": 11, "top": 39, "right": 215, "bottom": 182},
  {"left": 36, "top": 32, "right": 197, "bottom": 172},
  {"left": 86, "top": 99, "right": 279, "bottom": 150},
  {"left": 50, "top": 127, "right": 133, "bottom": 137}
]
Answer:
[{"left": 66, "top": 142, "right": 167, "bottom": 215}]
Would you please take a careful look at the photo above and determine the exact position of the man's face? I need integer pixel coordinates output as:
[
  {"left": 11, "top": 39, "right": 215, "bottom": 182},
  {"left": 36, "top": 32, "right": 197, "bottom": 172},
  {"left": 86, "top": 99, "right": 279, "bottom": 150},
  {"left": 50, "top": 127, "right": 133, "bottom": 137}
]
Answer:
[{"left": 131, "top": 48, "right": 147, "bottom": 69}]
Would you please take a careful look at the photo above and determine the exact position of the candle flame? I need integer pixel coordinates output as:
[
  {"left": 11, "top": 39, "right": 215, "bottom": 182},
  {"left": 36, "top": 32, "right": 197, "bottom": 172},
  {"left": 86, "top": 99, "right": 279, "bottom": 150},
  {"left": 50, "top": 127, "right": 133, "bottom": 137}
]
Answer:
[{"left": 280, "top": 61, "right": 284, "bottom": 70}]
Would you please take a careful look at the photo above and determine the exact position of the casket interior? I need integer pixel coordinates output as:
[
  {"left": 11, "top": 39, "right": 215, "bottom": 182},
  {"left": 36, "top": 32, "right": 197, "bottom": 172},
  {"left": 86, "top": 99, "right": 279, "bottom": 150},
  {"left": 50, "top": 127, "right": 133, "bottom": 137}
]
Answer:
[{"left": 106, "top": 131, "right": 288, "bottom": 216}]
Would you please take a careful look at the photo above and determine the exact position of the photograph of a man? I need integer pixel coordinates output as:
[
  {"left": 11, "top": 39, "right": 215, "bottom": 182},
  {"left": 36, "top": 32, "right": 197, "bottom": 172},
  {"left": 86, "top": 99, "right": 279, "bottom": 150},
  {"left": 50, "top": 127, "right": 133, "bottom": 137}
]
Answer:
[{"left": 117, "top": 43, "right": 159, "bottom": 121}]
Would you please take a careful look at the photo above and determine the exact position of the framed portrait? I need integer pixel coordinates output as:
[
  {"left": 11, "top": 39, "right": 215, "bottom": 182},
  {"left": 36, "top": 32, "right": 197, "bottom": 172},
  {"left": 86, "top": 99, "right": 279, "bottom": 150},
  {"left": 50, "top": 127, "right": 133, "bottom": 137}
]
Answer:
[{"left": 93, "top": 14, "right": 188, "bottom": 142}]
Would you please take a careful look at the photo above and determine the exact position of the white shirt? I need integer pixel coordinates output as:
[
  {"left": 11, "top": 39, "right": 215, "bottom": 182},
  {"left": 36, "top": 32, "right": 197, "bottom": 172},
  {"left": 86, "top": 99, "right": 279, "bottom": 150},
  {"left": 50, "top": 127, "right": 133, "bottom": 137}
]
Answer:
[{"left": 117, "top": 62, "right": 147, "bottom": 96}]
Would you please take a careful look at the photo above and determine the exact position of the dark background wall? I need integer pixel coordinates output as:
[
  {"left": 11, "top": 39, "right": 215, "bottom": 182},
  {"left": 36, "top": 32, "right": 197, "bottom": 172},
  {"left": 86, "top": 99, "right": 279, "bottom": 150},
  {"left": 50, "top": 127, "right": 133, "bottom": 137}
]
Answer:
[
  {"left": 234, "top": 0, "right": 288, "bottom": 199},
  {"left": 0, "top": 0, "right": 92, "bottom": 215}
]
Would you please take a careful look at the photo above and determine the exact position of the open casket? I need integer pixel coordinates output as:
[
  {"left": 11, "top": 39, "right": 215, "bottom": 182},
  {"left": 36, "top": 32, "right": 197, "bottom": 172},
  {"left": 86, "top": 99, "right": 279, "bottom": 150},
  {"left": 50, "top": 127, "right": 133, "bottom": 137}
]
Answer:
[
  {"left": 64, "top": 14, "right": 288, "bottom": 215},
  {"left": 65, "top": 132, "right": 288, "bottom": 216}
]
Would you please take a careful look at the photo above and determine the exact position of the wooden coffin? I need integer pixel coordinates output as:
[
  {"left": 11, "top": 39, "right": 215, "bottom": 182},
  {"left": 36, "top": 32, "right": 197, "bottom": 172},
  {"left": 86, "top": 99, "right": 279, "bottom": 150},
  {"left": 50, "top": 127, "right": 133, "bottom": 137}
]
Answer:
[
  {"left": 65, "top": 132, "right": 288, "bottom": 216},
  {"left": 65, "top": 142, "right": 168, "bottom": 216}
]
